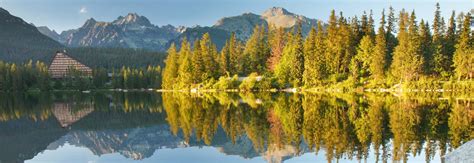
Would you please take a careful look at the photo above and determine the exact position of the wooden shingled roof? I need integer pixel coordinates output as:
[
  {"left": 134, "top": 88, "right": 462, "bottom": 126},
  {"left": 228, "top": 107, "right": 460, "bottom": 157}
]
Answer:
[{"left": 48, "top": 51, "right": 92, "bottom": 78}]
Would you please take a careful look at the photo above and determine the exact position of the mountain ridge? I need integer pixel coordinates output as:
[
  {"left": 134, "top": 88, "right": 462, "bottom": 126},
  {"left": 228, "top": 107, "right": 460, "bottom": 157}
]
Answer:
[{"left": 33, "top": 7, "right": 320, "bottom": 51}]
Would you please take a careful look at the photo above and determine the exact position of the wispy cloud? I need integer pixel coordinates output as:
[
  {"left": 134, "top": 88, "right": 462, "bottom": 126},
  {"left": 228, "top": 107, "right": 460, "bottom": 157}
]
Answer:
[{"left": 79, "top": 6, "right": 88, "bottom": 14}]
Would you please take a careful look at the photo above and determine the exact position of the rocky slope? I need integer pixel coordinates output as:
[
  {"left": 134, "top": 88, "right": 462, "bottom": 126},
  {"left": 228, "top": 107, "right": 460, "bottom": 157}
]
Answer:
[
  {"left": 33, "top": 7, "right": 321, "bottom": 52},
  {"left": 60, "top": 13, "right": 184, "bottom": 51}
]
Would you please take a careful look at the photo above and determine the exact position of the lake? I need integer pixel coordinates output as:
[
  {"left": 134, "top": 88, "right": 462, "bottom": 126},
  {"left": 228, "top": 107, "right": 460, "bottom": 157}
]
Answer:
[{"left": 0, "top": 92, "right": 471, "bottom": 163}]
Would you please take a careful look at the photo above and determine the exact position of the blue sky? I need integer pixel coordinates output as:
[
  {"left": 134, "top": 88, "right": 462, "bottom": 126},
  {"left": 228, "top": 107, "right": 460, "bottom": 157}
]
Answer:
[{"left": 0, "top": 0, "right": 471, "bottom": 32}]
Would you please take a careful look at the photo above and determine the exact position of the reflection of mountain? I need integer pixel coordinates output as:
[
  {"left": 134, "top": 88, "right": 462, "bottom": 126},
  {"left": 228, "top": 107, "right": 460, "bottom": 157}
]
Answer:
[{"left": 0, "top": 117, "right": 67, "bottom": 163}]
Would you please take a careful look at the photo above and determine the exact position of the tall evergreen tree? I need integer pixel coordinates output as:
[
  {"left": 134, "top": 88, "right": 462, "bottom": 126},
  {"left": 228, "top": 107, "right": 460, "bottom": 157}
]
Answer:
[
  {"left": 275, "top": 23, "right": 304, "bottom": 87},
  {"left": 419, "top": 20, "right": 433, "bottom": 73},
  {"left": 304, "top": 22, "right": 327, "bottom": 87},
  {"left": 267, "top": 26, "right": 287, "bottom": 72},
  {"left": 162, "top": 43, "right": 178, "bottom": 89},
  {"left": 386, "top": 6, "right": 398, "bottom": 64},
  {"left": 191, "top": 39, "right": 205, "bottom": 83},
  {"left": 453, "top": 13, "right": 473, "bottom": 80},
  {"left": 243, "top": 25, "right": 270, "bottom": 74},
  {"left": 200, "top": 33, "right": 219, "bottom": 79},
  {"left": 177, "top": 39, "right": 193, "bottom": 88},
  {"left": 445, "top": 11, "right": 457, "bottom": 62},
  {"left": 431, "top": 3, "right": 451, "bottom": 77},
  {"left": 353, "top": 35, "right": 375, "bottom": 82},
  {"left": 390, "top": 10, "right": 424, "bottom": 82},
  {"left": 372, "top": 10, "right": 388, "bottom": 81}
]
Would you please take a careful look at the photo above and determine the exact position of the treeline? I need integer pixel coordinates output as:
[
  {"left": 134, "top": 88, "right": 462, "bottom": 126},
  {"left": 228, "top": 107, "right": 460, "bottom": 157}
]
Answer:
[
  {"left": 162, "top": 4, "right": 473, "bottom": 90},
  {"left": 0, "top": 60, "right": 50, "bottom": 91},
  {"left": 110, "top": 66, "right": 162, "bottom": 89},
  {"left": 0, "top": 60, "right": 162, "bottom": 91}
]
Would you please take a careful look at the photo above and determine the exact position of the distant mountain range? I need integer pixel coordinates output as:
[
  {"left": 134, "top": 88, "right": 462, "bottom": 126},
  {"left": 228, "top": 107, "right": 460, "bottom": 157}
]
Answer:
[{"left": 36, "top": 7, "right": 320, "bottom": 51}]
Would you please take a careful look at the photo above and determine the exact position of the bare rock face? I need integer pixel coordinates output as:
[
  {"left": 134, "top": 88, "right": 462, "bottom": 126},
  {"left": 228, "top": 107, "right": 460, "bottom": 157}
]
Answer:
[
  {"left": 214, "top": 13, "right": 268, "bottom": 41},
  {"left": 34, "top": 7, "right": 322, "bottom": 52},
  {"left": 262, "top": 7, "right": 319, "bottom": 34},
  {"left": 61, "top": 13, "right": 183, "bottom": 51},
  {"left": 213, "top": 7, "right": 321, "bottom": 42}
]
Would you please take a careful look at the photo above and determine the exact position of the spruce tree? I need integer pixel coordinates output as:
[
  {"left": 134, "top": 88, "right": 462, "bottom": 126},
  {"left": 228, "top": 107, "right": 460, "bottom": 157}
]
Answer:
[
  {"left": 191, "top": 39, "right": 204, "bottom": 83},
  {"left": 386, "top": 6, "right": 398, "bottom": 64},
  {"left": 431, "top": 3, "right": 451, "bottom": 77},
  {"left": 303, "top": 27, "right": 317, "bottom": 86},
  {"left": 354, "top": 35, "right": 375, "bottom": 82},
  {"left": 372, "top": 10, "right": 388, "bottom": 81},
  {"left": 177, "top": 39, "right": 193, "bottom": 88},
  {"left": 453, "top": 13, "right": 473, "bottom": 80},
  {"left": 445, "top": 11, "right": 457, "bottom": 62},
  {"left": 390, "top": 10, "right": 424, "bottom": 82},
  {"left": 419, "top": 20, "right": 433, "bottom": 74},
  {"left": 267, "top": 26, "right": 286, "bottom": 72},
  {"left": 275, "top": 24, "right": 305, "bottom": 88},
  {"left": 162, "top": 43, "right": 178, "bottom": 89},
  {"left": 200, "top": 33, "right": 219, "bottom": 79},
  {"left": 243, "top": 25, "right": 270, "bottom": 74}
]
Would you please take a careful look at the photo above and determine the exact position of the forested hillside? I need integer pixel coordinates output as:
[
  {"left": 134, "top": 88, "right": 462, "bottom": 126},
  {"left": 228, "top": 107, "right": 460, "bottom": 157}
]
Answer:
[{"left": 0, "top": 7, "right": 63, "bottom": 62}]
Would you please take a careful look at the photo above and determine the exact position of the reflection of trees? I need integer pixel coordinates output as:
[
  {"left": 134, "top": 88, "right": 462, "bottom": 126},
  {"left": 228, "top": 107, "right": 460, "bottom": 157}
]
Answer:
[
  {"left": 448, "top": 99, "right": 472, "bottom": 148},
  {"left": 0, "top": 92, "right": 471, "bottom": 163},
  {"left": 162, "top": 92, "right": 472, "bottom": 163}
]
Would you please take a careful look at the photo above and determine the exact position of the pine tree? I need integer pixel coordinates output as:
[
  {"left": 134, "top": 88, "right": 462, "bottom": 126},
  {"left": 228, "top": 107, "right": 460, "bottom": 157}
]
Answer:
[
  {"left": 191, "top": 39, "right": 205, "bottom": 83},
  {"left": 267, "top": 26, "right": 286, "bottom": 72},
  {"left": 325, "top": 10, "right": 339, "bottom": 75},
  {"left": 445, "top": 11, "right": 457, "bottom": 63},
  {"left": 304, "top": 22, "right": 327, "bottom": 87},
  {"left": 431, "top": 3, "right": 451, "bottom": 77},
  {"left": 453, "top": 13, "right": 473, "bottom": 80},
  {"left": 419, "top": 20, "right": 433, "bottom": 73},
  {"left": 276, "top": 23, "right": 305, "bottom": 87},
  {"left": 162, "top": 43, "right": 178, "bottom": 89},
  {"left": 292, "top": 23, "right": 305, "bottom": 87},
  {"left": 353, "top": 35, "right": 375, "bottom": 83},
  {"left": 390, "top": 10, "right": 424, "bottom": 82},
  {"left": 243, "top": 25, "right": 270, "bottom": 74},
  {"left": 219, "top": 35, "right": 231, "bottom": 75},
  {"left": 372, "top": 10, "right": 388, "bottom": 81},
  {"left": 386, "top": 6, "right": 398, "bottom": 64},
  {"left": 200, "top": 33, "right": 219, "bottom": 80},
  {"left": 177, "top": 39, "right": 193, "bottom": 88},
  {"left": 303, "top": 26, "right": 319, "bottom": 86}
]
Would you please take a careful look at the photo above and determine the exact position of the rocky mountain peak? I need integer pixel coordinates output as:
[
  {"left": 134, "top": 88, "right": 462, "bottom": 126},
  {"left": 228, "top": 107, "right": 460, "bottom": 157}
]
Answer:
[
  {"left": 83, "top": 18, "right": 97, "bottom": 27},
  {"left": 262, "top": 7, "right": 291, "bottom": 17},
  {"left": 113, "top": 13, "right": 152, "bottom": 26}
]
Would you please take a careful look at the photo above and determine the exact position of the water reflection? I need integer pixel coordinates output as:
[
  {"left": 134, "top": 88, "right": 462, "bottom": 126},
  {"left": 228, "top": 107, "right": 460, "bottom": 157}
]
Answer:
[{"left": 0, "top": 92, "right": 471, "bottom": 162}]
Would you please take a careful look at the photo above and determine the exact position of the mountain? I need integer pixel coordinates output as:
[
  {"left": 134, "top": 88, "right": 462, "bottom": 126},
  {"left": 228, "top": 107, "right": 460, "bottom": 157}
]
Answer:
[
  {"left": 0, "top": 7, "right": 62, "bottom": 62},
  {"left": 168, "top": 26, "right": 231, "bottom": 50},
  {"left": 37, "top": 26, "right": 63, "bottom": 43},
  {"left": 170, "top": 7, "right": 320, "bottom": 49},
  {"left": 213, "top": 13, "right": 268, "bottom": 40},
  {"left": 61, "top": 13, "right": 183, "bottom": 51},
  {"left": 30, "top": 7, "right": 320, "bottom": 52},
  {"left": 213, "top": 7, "right": 319, "bottom": 41},
  {"left": 262, "top": 7, "right": 318, "bottom": 34}
]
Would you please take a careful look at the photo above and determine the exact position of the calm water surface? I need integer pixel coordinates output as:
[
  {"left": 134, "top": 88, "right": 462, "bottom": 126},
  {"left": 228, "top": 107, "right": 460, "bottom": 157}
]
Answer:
[{"left": 0, "top": 92, "right": 471, "bottom": 163}]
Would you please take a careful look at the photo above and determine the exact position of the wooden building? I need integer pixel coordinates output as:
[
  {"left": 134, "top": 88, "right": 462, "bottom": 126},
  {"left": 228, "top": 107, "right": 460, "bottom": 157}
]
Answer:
[{"left": 48, "top": 51, "right": 92, "bottom": 78}]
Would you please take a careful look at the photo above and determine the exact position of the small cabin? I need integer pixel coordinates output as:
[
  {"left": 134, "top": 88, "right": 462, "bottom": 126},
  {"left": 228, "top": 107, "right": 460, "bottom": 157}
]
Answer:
[{"left": 48, "top": 51, "right": 92, "bottom": 79}]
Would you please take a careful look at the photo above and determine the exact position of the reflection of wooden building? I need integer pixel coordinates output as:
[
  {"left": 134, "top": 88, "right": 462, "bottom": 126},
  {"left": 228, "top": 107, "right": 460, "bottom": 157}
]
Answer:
[
  {"left": 52, "top": 102, "right": 94, "bottom": 128},
  {"left": 48, "top": 51, "right": 92, "bottom": 79}
]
